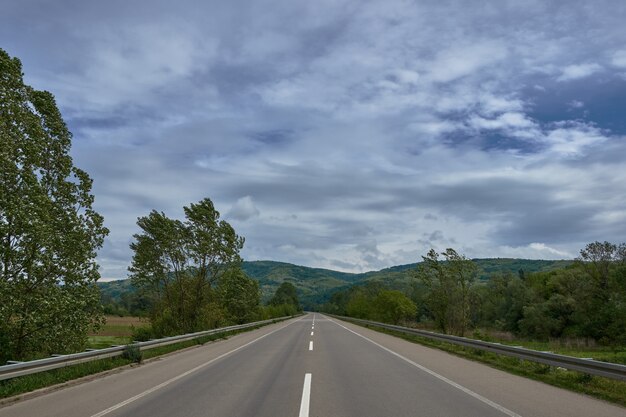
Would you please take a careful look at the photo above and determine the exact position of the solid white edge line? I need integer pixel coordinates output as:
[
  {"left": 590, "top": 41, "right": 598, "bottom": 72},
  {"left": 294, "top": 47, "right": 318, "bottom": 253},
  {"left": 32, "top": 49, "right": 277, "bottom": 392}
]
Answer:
[
  {"left": 298, "top": 373, "right": 312, "bottom": 417},
  {"left": 89, "top": 318, "right": 302, "bottom": 417},
  {"left": 309, "top": 341, "right": 313, "bottom": 351},
  {"left": 328, "top": 318, "right": 522, "bottom": 417}
]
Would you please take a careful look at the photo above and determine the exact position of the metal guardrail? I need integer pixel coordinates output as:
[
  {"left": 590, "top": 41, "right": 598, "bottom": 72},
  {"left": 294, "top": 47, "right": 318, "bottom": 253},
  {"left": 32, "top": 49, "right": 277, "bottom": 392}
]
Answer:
[
  {"left": 0, "top": 316, "right": 295, "bottom": 381},
  {"left": 327, "top": 315, "right": 626, "bottom": 381}
]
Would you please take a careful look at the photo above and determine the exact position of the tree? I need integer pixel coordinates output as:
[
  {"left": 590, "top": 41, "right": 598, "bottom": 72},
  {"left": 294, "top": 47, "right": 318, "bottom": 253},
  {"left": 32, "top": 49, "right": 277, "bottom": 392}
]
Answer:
[
  {"left": 414, "top": 249, "right": 454, "bottom": 333},
  {"left": 575, "top": 241, "right": 626, "bottom": 342},
  {"left": 129, "top": 198, "right": 244, "bottom": 335},
  {"left": 0, "top": 49, "right": 108, "bottom": 361},
  {"left": 345, "top": 289, "right": 374, "bottom": 319},
  {"left": 441, "top": 248, "right": 477, "bottom": 336},
  {"left": 269, "top": 282, "right": 301, "bottom": 311},
  {"left": 218, "top": 268, "right": 260, "bottom": 324},
  {"left": 372, "top": 290, "right": 417, "bottom": 324},
  {"left": 577, "top": 241, "right": 621, "bottom": 292},
  {"left": 414, "top": 248, "right": 477, "bottom": 335}
]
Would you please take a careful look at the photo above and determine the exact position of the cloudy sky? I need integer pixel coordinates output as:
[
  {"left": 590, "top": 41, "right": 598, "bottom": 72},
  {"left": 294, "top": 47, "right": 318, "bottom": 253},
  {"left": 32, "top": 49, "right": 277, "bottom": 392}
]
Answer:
[{"left": 3, "top": 0, "right": 626, "bottom": 279}]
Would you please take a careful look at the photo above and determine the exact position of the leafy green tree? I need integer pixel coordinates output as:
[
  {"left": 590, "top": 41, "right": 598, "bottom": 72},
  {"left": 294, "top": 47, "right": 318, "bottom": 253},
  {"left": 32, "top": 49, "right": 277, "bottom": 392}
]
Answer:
[
  {"left": 575, "top": 241, "right": 626, "bottom": 342},
  {"left": 129, "top": 198, "right": 244, "bottom": 335},
  {"left": 442, "top": 248, "right": 477, "bottom": 336},
  {"left": 475, "top": 272, "right": 528, "bottom": 332},
  {"left": 372, "top": 290, "right": 417, "bottom": 324},
  {"left": 269, "top": 282, "right": 301, "bottom": 311},
  {"left": 0, "top": 49, "right": 108, "bottom": 361},
  {"left": 218, "top": 268, "right": 260, "bottom": 324},
  {"left": 414, "top": 248, "right": 477, "bottom": 335},
  {"left": 414, "top": 249, "right": 455, "bottom": 333},
  {"left": 345, "top": 289, "right": 374, "bottom": 319}
]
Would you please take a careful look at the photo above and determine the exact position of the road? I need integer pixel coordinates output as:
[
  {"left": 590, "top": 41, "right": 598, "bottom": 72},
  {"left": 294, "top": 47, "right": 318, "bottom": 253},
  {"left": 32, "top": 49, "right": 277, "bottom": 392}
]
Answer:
[{"left": 1, "top": 313, "right": 624, "bottom": 417}]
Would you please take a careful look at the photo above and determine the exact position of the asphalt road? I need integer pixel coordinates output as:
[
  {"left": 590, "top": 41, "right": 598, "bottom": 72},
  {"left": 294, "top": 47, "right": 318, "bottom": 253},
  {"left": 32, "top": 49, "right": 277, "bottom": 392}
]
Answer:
[{"left": 1, "top": 313, "right": 624, "bottom": 417}]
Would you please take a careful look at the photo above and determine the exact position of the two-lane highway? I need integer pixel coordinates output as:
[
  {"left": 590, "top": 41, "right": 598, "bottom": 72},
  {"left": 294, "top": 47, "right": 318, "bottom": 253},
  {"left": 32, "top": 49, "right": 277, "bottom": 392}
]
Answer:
[{"left": 1, "top": 313, "right": 624, "bottom": 417}]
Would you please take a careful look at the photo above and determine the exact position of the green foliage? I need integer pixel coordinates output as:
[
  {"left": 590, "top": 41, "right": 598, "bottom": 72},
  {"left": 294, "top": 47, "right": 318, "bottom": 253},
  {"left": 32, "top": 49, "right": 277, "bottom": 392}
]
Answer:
[
  {"left": 371, "top": 290, "right": 417, "bottom": 324},
  {"left": 99, "top": 258, "right": 577, "bottom": 315},
  {"left": 511, "top": 241, "right": 626, "bottom": 343},
  {"left": 414, "top": 248, "right": 477, "bottom": 335},
  {"left": 473, "top": 272, "right": 528, "bottom": 332},
  {"left": 0, "top": 357, "right": 132, "bottom": 400},
  {"left": 327, "top": 241, "right": 625, "bottom": 346},
  {"left": 129, "top": 198, "right": 244, "bottom": 336},
  {"left": 131, "top": 326, "right": 155, "bottom": 342},
  {"left": 122, "top": 344, "right": 142, "bottom": 364},
  {"left": 269, "top": 282, "right": 301, "bottom": 310},
  {"left": 326, "top": 282, "right": 417, "bottom": 325},
  {"left": 0, "top": 49, "right": 108, "bottom": 362},
  {"left": 98, "top": 279, "right": 151, "bottom": 317},
  {"left": 259, "top": 303, "right": 300, "bottom": 319},
  {"left": 218, "top": 268, "right": 261, "bottom": 324}
]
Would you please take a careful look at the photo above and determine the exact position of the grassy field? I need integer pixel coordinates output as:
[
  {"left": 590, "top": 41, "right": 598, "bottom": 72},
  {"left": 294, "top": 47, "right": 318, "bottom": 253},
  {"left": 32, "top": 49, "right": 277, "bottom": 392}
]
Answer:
[{"left": 87, "top": 316, "right": 149, "bottom": 349}]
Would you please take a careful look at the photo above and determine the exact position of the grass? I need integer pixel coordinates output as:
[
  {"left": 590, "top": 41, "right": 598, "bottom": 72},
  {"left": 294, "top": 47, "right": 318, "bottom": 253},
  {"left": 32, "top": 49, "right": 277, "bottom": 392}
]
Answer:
[
  {"left": 86, "top": 315, "right": 150, "bottom": 349},
  {"left": 87, "top": 336, "right": 131, "bottom": 350},
  {"left": 0, "top": 357, "right": 133, "bottom": 401},
  {"left": 0, "top": 318, "right": 288, "bottom": 401},
  {"left": 352, "top": 321, "right": 626, "bottom": 408},
  {"left": 471, "top": 329, "right": 626, "bottom": 365}
]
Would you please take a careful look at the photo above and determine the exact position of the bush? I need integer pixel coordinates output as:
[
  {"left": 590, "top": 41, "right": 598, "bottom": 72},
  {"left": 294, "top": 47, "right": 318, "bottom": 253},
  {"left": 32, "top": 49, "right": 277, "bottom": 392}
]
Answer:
[
  {"left": 131, "top": 326, "right": 154, "bottom": 342},
  {"left": 122, "top": 344, "right": 142, "bottom": 364}
]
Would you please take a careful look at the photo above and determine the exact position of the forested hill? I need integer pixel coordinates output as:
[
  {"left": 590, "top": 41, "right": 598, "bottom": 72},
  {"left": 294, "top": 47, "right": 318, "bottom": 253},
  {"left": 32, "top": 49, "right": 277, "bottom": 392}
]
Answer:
[{"left": 100, "top": 258, "right": 572, "bottom": 312}]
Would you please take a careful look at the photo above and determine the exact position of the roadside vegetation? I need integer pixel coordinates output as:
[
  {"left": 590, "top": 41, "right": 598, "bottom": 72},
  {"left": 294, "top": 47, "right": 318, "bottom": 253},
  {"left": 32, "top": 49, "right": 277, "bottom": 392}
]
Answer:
[
  {"left": 323, "top": 241, "right": 626, "bottom": 405},
  {"left": 86, "top": 316, "right": 149, "bottom": 349},
  {"left": 0, "top": 48, "right": 108, "bottom": 364},
  {"left": 323, "top": 241, "right": 626, "bottom": 351},
  {"left": 0, "top": 49, "right": 301, "bottom": 370},
  {"left": 352, "top": 322, "right": 626, "bottom": 407},
  {"left": 0, "top": 317, "right": 293, "bottom": 401}
]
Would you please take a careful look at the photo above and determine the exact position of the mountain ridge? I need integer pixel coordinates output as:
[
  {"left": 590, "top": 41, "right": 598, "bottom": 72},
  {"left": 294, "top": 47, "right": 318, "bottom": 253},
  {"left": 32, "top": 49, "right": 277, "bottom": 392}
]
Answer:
[{"left": 99, "top": 258, "right": 573, "bottom": 310}]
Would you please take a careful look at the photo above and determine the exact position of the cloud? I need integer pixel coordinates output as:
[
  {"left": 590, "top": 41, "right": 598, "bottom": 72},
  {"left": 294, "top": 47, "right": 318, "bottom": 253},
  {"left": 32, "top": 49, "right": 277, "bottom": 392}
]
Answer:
[
  {"left": 492, "top": 243, "right": 573, "bottom": 260},
  {"left": 611, "top": 50, "right": 626, "bottom": 68},
  {"left": 556, "top": 63, "right": 603, "bottom": 82},
  {"left": 3, "top": 0, "right": 626, "bottom": 278},
  {"left": 428, "top": 41, "right": 508, "bottom": 83},
  {"left": 567, "top": 100, "right": 584, "bottom": 109},
  {"left": 227, "top": 196, "right": 260, "bottom": 221},
  {"left": 469, "top": 112, "right": 536, "bottom": 130},
  {"left": 543, "top": 122, "right": 608, "bottom": 156}
]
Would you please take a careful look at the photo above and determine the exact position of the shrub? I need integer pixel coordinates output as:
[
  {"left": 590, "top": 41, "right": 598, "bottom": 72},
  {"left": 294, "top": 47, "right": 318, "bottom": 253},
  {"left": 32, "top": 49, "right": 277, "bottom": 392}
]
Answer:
[{"left": 122, "top": 344, "right": 142, "bottom": 364}]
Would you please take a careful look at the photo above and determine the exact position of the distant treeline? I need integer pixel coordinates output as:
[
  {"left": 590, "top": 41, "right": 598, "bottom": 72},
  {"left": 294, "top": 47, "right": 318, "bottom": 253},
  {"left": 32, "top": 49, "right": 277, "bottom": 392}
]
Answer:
[{"left": 323, "top": 242, "right": 626, "bottom": 345}]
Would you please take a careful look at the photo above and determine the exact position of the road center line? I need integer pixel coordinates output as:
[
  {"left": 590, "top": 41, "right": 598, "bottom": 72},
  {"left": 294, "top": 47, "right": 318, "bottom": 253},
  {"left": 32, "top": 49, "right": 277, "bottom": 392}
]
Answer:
[
  {"left": 89, "top": 318, "right": 302, "bottom": 417},
  {"left": 298, "top": 373, "right": 312, "bottom": 417},
  {"left": 328, "top": 318, "right": 522, "bottom": 417},
  {"left": 309, "top": 341, "right": 313, "bottom": 351},
  {"left": 311, "top": 331, "right": 314, "bottom": 336}
]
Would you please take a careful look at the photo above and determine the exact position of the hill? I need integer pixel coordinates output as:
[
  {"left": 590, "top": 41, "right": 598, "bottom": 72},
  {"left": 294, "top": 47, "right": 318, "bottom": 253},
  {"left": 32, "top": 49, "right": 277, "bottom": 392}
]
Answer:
[{"left": 99, "top": 258, "right": 573, "bottom": 311}]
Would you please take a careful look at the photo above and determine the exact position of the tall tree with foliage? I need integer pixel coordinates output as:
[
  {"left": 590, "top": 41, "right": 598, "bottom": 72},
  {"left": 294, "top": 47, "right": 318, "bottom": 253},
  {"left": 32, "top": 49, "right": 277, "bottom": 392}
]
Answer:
[
  {"left": 0, "top": 49, "right": 108, "bottom": 362},
  {"left": 129, "top": 198, "right": 244, "bottom": 336},
  {"left": 269, "top": 282, "right": 301, "bottom": 311},
  {"left": 371, "top": 290, "right": 417, "bottom": 325},
  {"left": 442, "top": 248, "right": 477, "bottom": 336},
  {"left": 574, "top": 241, "right": 626, "bottom": 342},
  {"left": 218, "top": 268, "right": 260, "bottom": 324},
  {"left": 414, "top": 249, "right": 454, "bottom": 333},
  {"left": 414, "top": 248, "right": 477, "bottom": 335}
]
